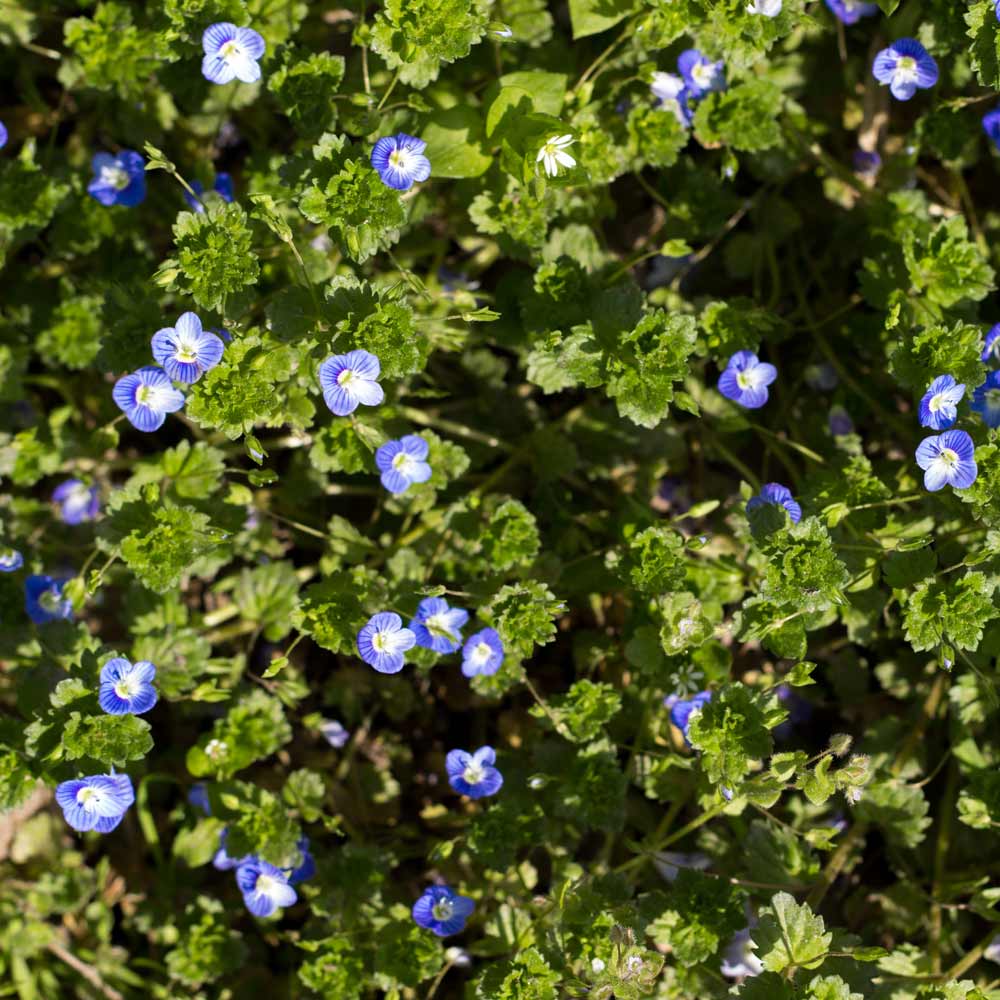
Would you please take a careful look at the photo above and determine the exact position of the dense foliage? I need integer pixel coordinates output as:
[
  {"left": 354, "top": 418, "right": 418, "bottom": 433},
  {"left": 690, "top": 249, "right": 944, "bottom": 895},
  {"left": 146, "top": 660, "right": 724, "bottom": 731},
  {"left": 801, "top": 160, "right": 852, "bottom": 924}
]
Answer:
[{"left": 5, "top": 0, "right": 1000, "bottom": 997}]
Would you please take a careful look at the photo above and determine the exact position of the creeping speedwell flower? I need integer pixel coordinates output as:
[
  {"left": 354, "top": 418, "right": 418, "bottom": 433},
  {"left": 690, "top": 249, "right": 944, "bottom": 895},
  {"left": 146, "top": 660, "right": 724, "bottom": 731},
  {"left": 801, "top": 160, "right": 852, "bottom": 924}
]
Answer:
[
  {"left": 98, "top": 657, "right": 158, "bottom": 716},
  {"left": 25, "top": 574, "right": 73, "bottom": 624},
  {"left": 669, "top": 690, "right": 712, "bottom": 746},
  {"left": 654, "top": 851, "right": 712, "bottom": 882},
  {"left": 972, "top": 371, "right": 1000, "bottom": 429},
  {"left": 446, "top": 746, "right": 504, "bottom": 799},
  {"left": 289, "top": 836, "right": 316, "bottom": 885},
  {"left": 718, "top": 351, "right": 777, "bottom": 409},
  {"left": 213, "top": 828, "right": 249, "bottom": 870},
  {"left": 202, "top": 23, "right": 266, "bottom": 84},
  {"left": 319, "top": 719, "right": 350, "bottom": 748},
  {"left": 52, "top": 479, "right": 100, "bottom": 524},
  {"left": 184, "top": 173, "right": 234, "bottom": 211},
  {"left": 824, "top": 0, "right": 878, "bottom": 23},
  {"left": 919, "top": 374, "right": 965, "bottom": 430},
  {"left": 409, "top": 597, "right": 469, "bottom": 654},
  {"left": 371, "top": 133, "right": 432, "bottom": 191},
  {"left": 319, "top": 350, "right": 384, "bottom": 416},
  {"left": 151, "top": 312, "right": 225, "bottom": 384},
  {"left": 56, "top": 772, "right": 134, "bottom": 833},
  {"left": 650, "top": 73, "right": 692, "bottom": 126},
  {"left": 461, "top": 627, "right": 504, "bottom": 678},
  {"left": 747, "top": 0, "right": 781, "bottom": 15},
  {"left": 873, "top": 38, "right": 938, "bottom": 101},
  {"left": 853, "top": 149, "right": 882, "bottom": 177},
  {"left": 0, "top": 549, "right": 23, "bottom": 572},
  {"left": 236, "top": 858, "right": 298, "bottom": 917},
  {"left": 188, "top": 783, "right": 211, "bottom": 815},
  {"left": 915, "top": 429, "right": 978, "bottom": 492},
  {"left": 113, "top": 366, "right": 185, "bottom": 432},
  {"left": 536, "top": 135, "right": 576, "bottom": 177},
  {"left": 356, "top": 611, "right": 417, "bottom": 674},
  {"left": 746, "top": 482, "right": 802, "bottom": 524},
  {"left": 721, "top": 927, "right": 764, "bottom": 979},
  {"left": 983, "top": 324, "right": 1000, "bottom": 364},
  {"left": 678, "top": 50, "right": 725, "bottom": 98},
  {"left": 375, "top": 435, "right": 432, "bottom": 494},
  {"left": 0, "top": 122, "right": 7, "bottom": 149},
  {"left": 88, "top": 151, "right": 146, "bottom": 207},
  {"left": 412, "top": 885, "right": 475, "bottom": 937}
]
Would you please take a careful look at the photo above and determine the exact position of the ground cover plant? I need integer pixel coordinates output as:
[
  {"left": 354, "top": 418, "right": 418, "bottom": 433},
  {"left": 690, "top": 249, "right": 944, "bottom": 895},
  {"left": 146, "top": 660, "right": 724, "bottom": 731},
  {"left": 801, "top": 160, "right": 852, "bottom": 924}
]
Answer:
[{"left": 6, "top": 0, "right": 1000, "bottom": 997}]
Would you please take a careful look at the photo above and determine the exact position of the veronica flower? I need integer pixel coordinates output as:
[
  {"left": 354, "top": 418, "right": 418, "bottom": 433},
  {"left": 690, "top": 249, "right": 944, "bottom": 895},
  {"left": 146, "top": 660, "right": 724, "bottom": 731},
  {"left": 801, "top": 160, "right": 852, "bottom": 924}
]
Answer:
[
  {"left": 669, "top": 690, "right": 712, "bottom": 746},
  {"left": 0, "top": 549, "right": 23, "bottom": 572},
  {"left": 536, "top": 135, "right": 576, "bottom": 177},
  {"left": 409, "top": 597, "right": 469, "bottom": 654},
  {"left": 492, "top": 23, "right": 514, "bottom": 38},
  {"left": 151, "top": 312, "right": 225, "bottom": 384},
  {"left": 828, "top": 405, "right": 854, "bottom": 436},
  {"left": 112, "top": 366, "right": 185, "bottom": 431},
  {"left": 318, "top": 349, "right": 384, "bottom": 416},
  {"left": 972, "top": 371, "right": 1000, "bottom": 429},
  {"left": 824, "top": 0, "right": 878, "bottom": 23},
  {"left": 213, "top": 828, "right": 249, "bottom": 870},
  {"left": 356, "top": 611, "right": 417, "bottom": 674},
  {"left": 718, "top": 351, "right": 777, "bottom": 409},
  {"left": 461, "top": 627, "right": 504, "bottom": 678},
  {"left": 873, "top": 39, "right": 938, "bottom": 101},
  {"left": 983, "top": 324, "right": 1000, "bottom": 364},
  {"left": 184, "top": 173, "right": 234, "bottom": 212},
  {"left": 986, "top": 933, "right": 1000, "bottom": 964},
  {"left": 678, "top": 49, "right": 725, "bottom": 98},
  {"left": 412, "top": 885, "right": 475, "bottom": 937},
  {"left": 650, "top": 73, "right": 692, "bottom": 127},
  {"left": 55, "top": 772, "right": 134, "bottom": 833},
  {"left": 0, "top": 122, "right": 7, "bottom": 149},
  {"left": 319, "top": 719, "right": 350, "bottom": 748},
  {"left": 370, "top": 133, "right": 431, "bottom": 191},
  {"left": 446, "top": 746, "right": 504, "bottom": 799},
  {"left": 236, "top": 858, "right": 298, "bottom": 917},
  {"left": 202, "top": 23, "right": 265, "bottom": 85},
  {"left": 289, "top": 836, "right": 316, "bottom": 884},
  {"left": 746, "top": 483, "right": 802, "bottom": 524},
  {"left": 88, "top": 151, "right": 146, "bottom": 207},
  {"left": 375, "top": 435, "right": 432, "bottom": 494},
  {"left": 52, "top": 479, "right": 100, "bottom": 525},
  {"left": 853, "top": 149, "right": 882, "bottom": 177},
  {"left": 915, "top": 429, "right": 977, "bottom": 491},
  {"left": 188, "top": 783, "right": 211, "bottom": 815},
  {"left": 98, "top": 657, "right": 158, "bottom": 716},
  {"left": 721, "top": 927, "right": 763, "bottom": 979},
  {"left": 25, "top": 574, "right": 73, "bottom": 624},
  {"left": 747, "top": 0, "right": 781, "bottom": 14},
  {"left": 918, "top": 375, "right": 965, "bottom": 430},
  {"left": 653, "top": 851, "right": 711, "bottom": 882}
]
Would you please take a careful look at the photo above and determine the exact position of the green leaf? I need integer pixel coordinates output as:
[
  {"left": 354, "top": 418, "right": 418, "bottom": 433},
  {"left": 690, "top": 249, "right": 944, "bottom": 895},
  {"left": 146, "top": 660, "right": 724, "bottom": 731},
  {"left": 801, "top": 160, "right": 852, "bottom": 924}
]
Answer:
[
  {"left": 62, "top": 713, "right": 153, "bottom": 768},
  {"left": 568, "top": 0, "right": 631, "bottom": 39},
  {"left": 421, "top": 106, "right": 493, "bottom": 178},
  {"left": 751, "top": 892, "right": 831, "bottom": 973}
]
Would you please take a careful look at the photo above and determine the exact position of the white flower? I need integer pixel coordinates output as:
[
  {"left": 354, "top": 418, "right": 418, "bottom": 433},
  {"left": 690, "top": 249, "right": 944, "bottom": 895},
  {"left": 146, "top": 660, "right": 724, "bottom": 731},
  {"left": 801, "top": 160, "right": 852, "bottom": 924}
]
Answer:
[
  {"left": 591, "top": 958, "right": 606, "bottom": 973},
  {"left": 536, "top": 134, "right": 576, "bottom": 177},
  {"left": 747, "top": 0, "right": 782, "bottom": 15}
]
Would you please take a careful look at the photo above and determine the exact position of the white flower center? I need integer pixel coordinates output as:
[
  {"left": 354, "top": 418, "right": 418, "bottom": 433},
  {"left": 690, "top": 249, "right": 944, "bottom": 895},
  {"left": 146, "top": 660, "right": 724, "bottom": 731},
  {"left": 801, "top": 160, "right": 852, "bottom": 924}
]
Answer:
[
  {"left": 77, "top": 786, "right": 100, "bottom": 810},
  {"left": 929, "top": 392, "right": 947, "bottom": 413},
  {"left": 425, "top": 612, "right": 454, "bottom": 639},
  {"left": 100, "top": 166, "right": 129, "bottom": 191},
  {"left": 221, "top": 40, "right": 244, "bottom": 62},
  {"left": 463, "top": 761, "right": 486, "bottom": 785},
  {"left": 136, "top": 384, "right": 154, "bottom": 404},
  {"left": 255, "top": 873, "right": 278, "bottom": 896},
  {"left": 472, "top": 641, "right": 493, "bottom": 665},
  {"left": 372, "top": 631, "right": 390, "bottom": 652},
  {"left": 692, "top": 62, "right": 716, "bottom": 89},
  {"left": 939, "top": 447, "right": 959, "bottom": 469},
  {"left": 392, "top": 452, "right": 417, "bottom": 475},
  {"left": 67, "top": 483, "right": 91, "bottom": 507},
  {"left": 389, "top": 148, "right": 413, "bottom": 171},
  {"left": 114, "top": 675, "right": 139, "bottom": 700},
  {"left": 0, "top": 552, "right": 15, "bottom": 568},
  {"left": 174, "top": 335, "right": 200, "bottom": 363},
  {"left": 895, "top": 56, "right": 918, "bottom": 82},
  {"left": 205, "top": 739, "right": 228, "bottom": 760},
  {"left": 337, "top": 368, "right": 356, "bottom": 387},
  {"left": 736, "top": 369, "right": 760, "bottom": 390},
  {"left": 431, "top": 899, "right": 455, "bottom": 921}
]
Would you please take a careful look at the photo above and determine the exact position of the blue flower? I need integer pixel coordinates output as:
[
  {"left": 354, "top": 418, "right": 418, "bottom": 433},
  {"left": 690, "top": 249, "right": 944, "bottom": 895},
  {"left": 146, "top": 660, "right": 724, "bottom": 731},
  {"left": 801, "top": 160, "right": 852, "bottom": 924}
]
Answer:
[
  {"left": 669, "top": 690, "right": 712, "bottom": 746},
  {"left": 0, "top": 122, "right": 7, "bottom": 149},
  {"left": 824, "top": 0, "right": 878, "bottom": 23},
  {"left": 375, "top": 435, "right": 432, "bottom": 494},
  {"left": 873, "top": 38, "right": 938, "bottom": 101},
  {"left": 746, "top": 0, "right": 782, "bottom": 15},
  {"left": 446, "top": 746, "right": 503, "bottom": 799},
  {"left": 184, "top": 173, "right": 235, "bottom": 212},
  {"left": 202, "top": 23, "right": 266, "bottom": 85},
  {"left": 289, "top": 836, "right": 316, "bottom": 885},
  {"left": 235, "top": 858, "right": 298, "bottom": 917},
  {"left": 98, "top": 657, "right": 158, "bottom": 716},
  {"left": 87, "top": 151, "right": 146, "bottom": 207},
  {"left": 853, "top": 149, "right": 882, "bottom": 177},
  {"left": 996, "top": 0, "right": 1000, "bottom": 22},
  {"left": 972, "top": 371, "right": 1000, "bottom": 429},
  {"left": 409, "top": 597, "right": 469, "bottom": 654},
  {"left": 919, "top": 374, "right": 965, "bottom": 430},
  {"left": 25, "top": 574, "right": 73, "bottom": 624},
  {"left": 55, "top": 772, "right": 134, "bottom": 833},
  {"left": 319, "top": 718, "right": 350, "bottom": 748},
  {"left": 356, "top": 611, "right": 417, "bottom": 674},
  {"left": 915, "top": 429, "right": 977, "bottom": 491},
  {"left": 677, "top": 49, "right": 725, "bottom": 99},
  {"left": 746, "top": 482, "right": 802, "bottom": 524},
  {"left": 983, "top": 324, "right": 1000, "bottom": 364},
  {"left": 188, "top": 783, "right": 211, "bottom": 815},
  {"left": 371, "top": 134, "right": 431, "bottom": 191},
  {"left": 650, "top": 72, "right": 692, "bottom": 127},
  {"left": 829, "top": 405, "right": 854, "bottom": 436},
  {"left": 213, "top": 828, "right": 249, "bottom": 870},
  {"left": 461, "top": 627, "right": 504, "bottom": 678},
  {"left": 717, "top": 351, "right": 777, "bottom": 409},
  {"left": 112, "top": 366, "right": 185, "bottom": 432},
  {"left": 318, "top": 349, "right": 384, "bottom": 416},
  {"left": 0, "top": 549, "right": 23, "bottom": 572},
  {"left": 412, "top": 885, "right": 475, "bottom": 937},
  {"left": 151, "top": 312, "right": 225, "bottom": 384},
  {"left": 52, "top": 479, "right": 100, "bottom": 525}
]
